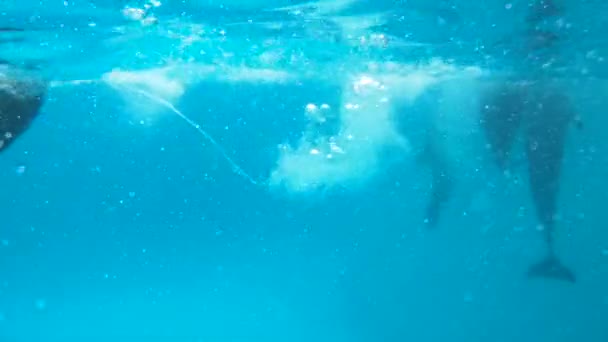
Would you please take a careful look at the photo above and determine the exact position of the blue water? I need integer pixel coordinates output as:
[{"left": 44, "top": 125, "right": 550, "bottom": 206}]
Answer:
[{"left": 2, "top": 1, "right": 608, "bottom": 341}]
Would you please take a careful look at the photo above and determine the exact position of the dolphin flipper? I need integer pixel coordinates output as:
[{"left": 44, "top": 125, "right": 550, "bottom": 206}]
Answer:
[
  {"left": 527, "top": 253, "right": 576, "bottom": 283},
  {"left": 418, "top": 139, "right": 453, "bottom": 228}
]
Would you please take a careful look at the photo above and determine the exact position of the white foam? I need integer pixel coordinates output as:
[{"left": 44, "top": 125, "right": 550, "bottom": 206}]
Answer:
[
  {"left": 219, "top": 67, "right": 294, "bottom": 84},
  {"left": 268, "top": 60, "right": 485, "bottom": 196},
  {"left": 101, "top": 67, "right": 187, "bottom": 122},
  {"left": 268, "top": 73, "right": 410, "bottom": 194}
]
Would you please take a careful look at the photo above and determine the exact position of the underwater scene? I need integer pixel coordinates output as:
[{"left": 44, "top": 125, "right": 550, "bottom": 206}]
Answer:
[{"left": 1, "top": 0, "right": 607, "bottom": 341}]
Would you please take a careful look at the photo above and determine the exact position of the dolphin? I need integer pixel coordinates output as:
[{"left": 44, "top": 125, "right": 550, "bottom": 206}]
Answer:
[
  {"left": 394, "top": 84, "right": 455, "bottom": 228},
  {"left": 523, "top": 81, "right": 577, "bottom": 283},
  {"left": 520, "top": 0, "right": 577, "bottom": 283},
  {"left": 479, "top": 79, "right": 577, "bottom": 283},
  {"left": 0, "top": 61, "right": 47, "bottom": 153}
]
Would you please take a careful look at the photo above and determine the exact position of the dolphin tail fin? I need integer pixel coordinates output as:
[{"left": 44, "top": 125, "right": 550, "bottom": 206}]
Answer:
[{"left": 526, "top": 253, "right": 576, "bottom": 283}]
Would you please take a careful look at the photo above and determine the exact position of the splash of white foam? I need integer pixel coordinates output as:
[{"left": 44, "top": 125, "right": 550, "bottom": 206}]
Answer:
[
  {"left": 267, "top": 60, "right": 484, "bottom": 196},
  {"left": 268, "top": 73, "right": 411, "bottom": 194}
]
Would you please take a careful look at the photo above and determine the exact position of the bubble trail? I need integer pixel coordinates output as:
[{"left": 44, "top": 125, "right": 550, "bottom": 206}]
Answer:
[
  {"left": 49, "top": 78, "right": 263, "bottom": 187},
  {"left": 125, "top": 86, "right": 261, "bottom": 186}
]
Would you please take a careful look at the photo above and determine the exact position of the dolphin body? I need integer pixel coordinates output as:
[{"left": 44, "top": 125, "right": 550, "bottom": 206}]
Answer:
[
  {"left": 0, "top": 61, "right": 47, "bottom": 153},
  {"left": 392, "top": 82, "right": 455, "bottom": 229},
  {"left": 480, "top": 79, "right": 577, "bottom": 283},
  {"left": 523, "top": 81, "right": 577, "bottom": 283}
]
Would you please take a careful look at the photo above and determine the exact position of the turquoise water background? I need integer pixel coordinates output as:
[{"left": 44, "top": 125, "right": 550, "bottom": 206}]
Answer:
[{"left": 1, "top": 1, "right": 608, "bottom": 341}]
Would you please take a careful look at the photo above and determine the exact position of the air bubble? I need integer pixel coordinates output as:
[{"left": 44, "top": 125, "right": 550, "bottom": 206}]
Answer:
[
  {"left": 15, "top": 165, "right": 26, "bottom": 175},
  {"left": 305, "top": 103, "right": 318, "bottom": 113}
]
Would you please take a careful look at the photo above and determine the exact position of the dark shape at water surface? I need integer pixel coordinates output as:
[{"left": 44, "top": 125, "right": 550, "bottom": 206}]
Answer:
[{"left": 0, "top": 61, "right": 48, "bottom": 153}]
